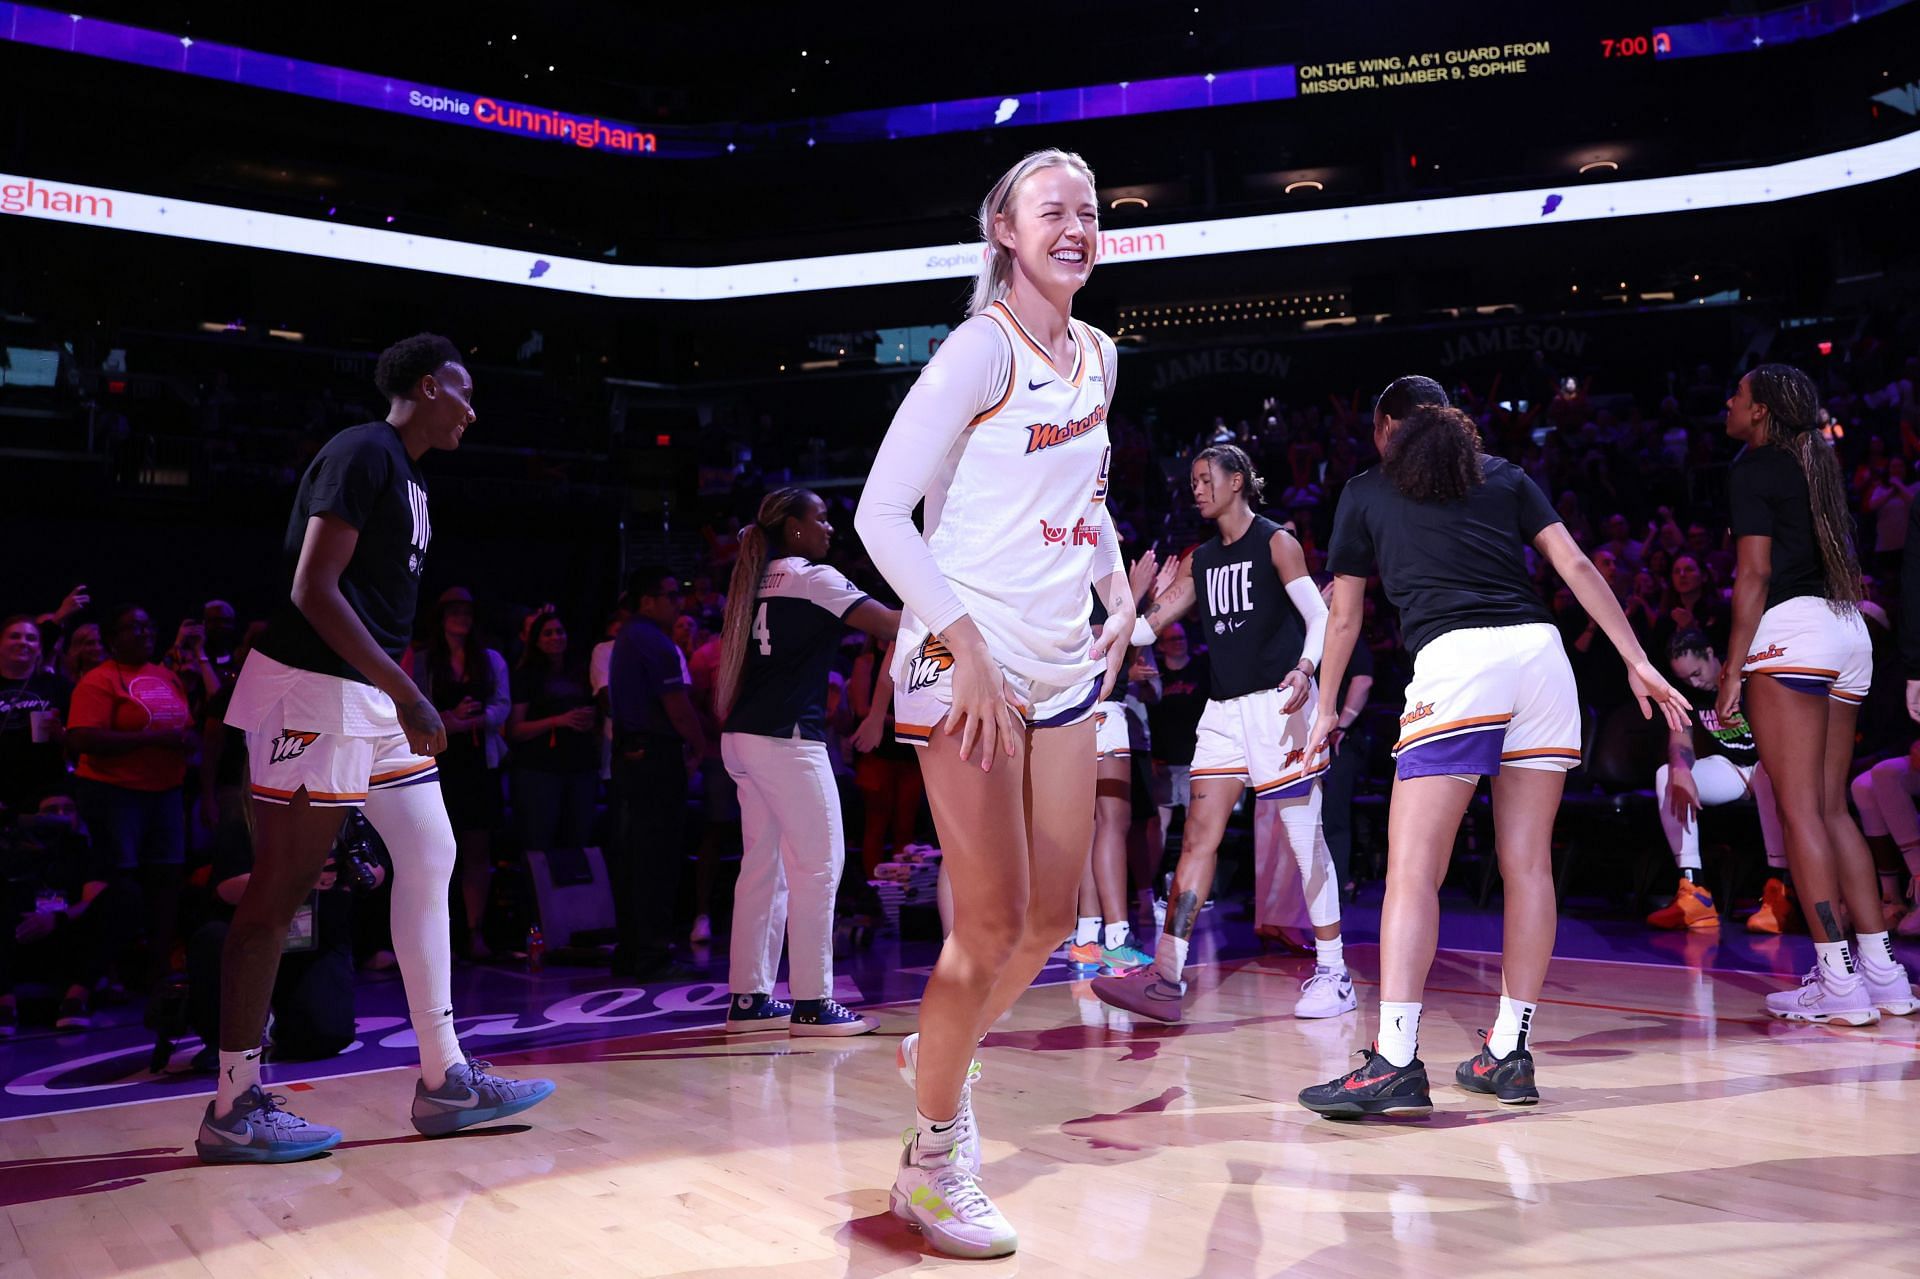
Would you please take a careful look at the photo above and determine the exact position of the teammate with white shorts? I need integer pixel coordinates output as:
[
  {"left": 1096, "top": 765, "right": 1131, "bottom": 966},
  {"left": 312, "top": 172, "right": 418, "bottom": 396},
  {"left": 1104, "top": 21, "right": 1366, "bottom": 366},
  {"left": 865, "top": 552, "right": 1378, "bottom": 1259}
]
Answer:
[
  {"left": 711, "top": 487, "right": 899, "bottom": 1037},
  {"left": 854, "top": 148, "right": 1132, "bottom": 1259},
  {"left": 1298, "top": 376, "right": 1689, "bottom": 1118},
  {"left": 1718, "top": 363, "right": 1918, "bottom": 1023},
  {"left": 1093, "top": 443, "right": 1350, "bottom": 1024},
  {"left": 197, "top": 334, "right": 553, "bottom": 1165}
]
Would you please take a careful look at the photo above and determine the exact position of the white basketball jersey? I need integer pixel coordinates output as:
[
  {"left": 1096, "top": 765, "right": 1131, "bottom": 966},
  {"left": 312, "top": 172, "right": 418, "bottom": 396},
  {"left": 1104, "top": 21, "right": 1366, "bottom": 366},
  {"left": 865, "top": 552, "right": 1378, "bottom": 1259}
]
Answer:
[{"left": 901, "top": 300, "right": 1114, "bottom": 688}]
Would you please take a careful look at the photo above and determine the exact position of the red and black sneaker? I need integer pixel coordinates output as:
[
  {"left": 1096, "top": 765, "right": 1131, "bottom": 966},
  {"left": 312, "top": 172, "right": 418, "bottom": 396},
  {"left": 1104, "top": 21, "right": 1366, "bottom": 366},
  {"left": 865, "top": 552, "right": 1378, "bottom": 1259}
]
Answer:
[
  {"left": 1454, "top": 1031, "right": 1539, "bottom": 1105},
  {"left": 1298, "top": 1046, "right": 1433, "bottom": 1119}
]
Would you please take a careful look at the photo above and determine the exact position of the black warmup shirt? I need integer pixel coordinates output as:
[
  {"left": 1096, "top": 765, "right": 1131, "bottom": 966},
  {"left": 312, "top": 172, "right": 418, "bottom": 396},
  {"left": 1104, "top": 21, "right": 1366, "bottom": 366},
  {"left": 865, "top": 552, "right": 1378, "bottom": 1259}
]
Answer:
[
  {"left": 1147, "top": 652, "right": 1209, "bottom": 765},
  {"left": 722, "top": 557, "right": 870, "bottom": 741},
  {"left": 1327, "top": 457, "right": 1559, "bottom": 657},
  {"left": 1190, "top": 515, "right": 1307, "bottom": 700},
  {"left": 1682, "top": 682, "right": 1758, "bottom": 768},
  {"left": 1727, "top": 444, "right": 1832, "bottom": 611},
  {"left": 257, "top": 422, "right": 431, "bottom": 683}
]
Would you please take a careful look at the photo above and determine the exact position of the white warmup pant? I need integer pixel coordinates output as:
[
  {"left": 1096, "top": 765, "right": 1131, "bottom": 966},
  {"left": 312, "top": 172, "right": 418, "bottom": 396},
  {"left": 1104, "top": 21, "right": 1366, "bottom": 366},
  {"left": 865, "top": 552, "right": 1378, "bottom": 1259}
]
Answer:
[
  {"left": 1855, "top": 756, "right": 1920, "bottom": 876},
  {"left": 1252, "top": 784, "right": 1340, "bottom": 931},
  {"left": 1654, "top": 757, "right": 1783, "bottom": 870},
  {"left": 723, "top": 731, "right": 845, "bottom": 1002}
]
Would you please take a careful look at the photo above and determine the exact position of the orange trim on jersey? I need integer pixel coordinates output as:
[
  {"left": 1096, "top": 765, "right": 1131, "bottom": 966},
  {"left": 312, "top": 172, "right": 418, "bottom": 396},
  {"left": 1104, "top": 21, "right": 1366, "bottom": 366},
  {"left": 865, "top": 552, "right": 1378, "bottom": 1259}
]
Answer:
[
  {"left": 250, "top": 783, "right": 368, "bottom": 803},
  {"left": 991, "top": 300, "right": 1086, "bottom": 385},
  {"left": 1500, "top": 747, "right": 1583, "bottom": 762},
  {"left": 1828, "top": 688, "right": 1866, "bottom": 703},
  {"left": 1190, "top": 766, "right": 1250, "bottom": 779},
  {"left": 370, "top": 759, "right": 437, "bottom": 786},
  {"left": 1743, "top": 663, "right": 1840, "bottom": 678},
  {"left": 968, "top": 317, "right": 1017, "bottom": 427},
  {"left": 1396, "top": 712, "right": 1514, "bottom": 749},
  {"left": 895, "top": 722, "right": 937, "bottom": 739},
  {"left": 1083, "top": 320, "right": 1106, "bottom": 393}
]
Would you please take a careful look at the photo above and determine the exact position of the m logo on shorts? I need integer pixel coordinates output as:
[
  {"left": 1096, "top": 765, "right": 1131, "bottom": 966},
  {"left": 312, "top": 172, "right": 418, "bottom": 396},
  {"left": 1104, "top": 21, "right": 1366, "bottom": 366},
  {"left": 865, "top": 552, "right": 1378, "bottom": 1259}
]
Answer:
[
  {"left": 906, "top": 635, "right": 955, "bottom": 694},
  {"left": 1400, "top": 701, "right": 1435, "bottom": 729},
  {"left": 269, "top": 731, "right": 321, "bottom": 764}
]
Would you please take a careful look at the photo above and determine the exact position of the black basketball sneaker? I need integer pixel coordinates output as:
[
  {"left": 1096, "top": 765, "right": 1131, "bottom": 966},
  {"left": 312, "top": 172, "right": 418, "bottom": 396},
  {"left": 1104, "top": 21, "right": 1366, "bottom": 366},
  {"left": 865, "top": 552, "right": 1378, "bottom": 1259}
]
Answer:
[
  {"left": 1454, "top": 1031, "right": 1540, "bottom": 1105},
  {"left": 1298, "top": 1046, "right": 1433, "bottom": 1119}
]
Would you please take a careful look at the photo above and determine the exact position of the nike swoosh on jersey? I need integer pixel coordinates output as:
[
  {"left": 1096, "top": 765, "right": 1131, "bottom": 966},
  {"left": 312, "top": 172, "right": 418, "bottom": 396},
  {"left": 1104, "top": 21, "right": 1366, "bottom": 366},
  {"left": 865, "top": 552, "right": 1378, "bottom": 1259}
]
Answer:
[{"left": 1028, "top": 377, "right": 1054, "bottom": 390}]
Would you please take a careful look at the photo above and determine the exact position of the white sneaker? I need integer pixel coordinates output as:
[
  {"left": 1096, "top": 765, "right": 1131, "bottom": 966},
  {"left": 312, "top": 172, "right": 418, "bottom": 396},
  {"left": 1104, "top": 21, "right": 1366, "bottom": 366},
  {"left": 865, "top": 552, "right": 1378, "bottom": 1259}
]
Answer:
[
  {"left": 689, "top": 914, "right": 711, "bottom": 944},
  {"left": 896, "top": 1033, "right": 982, "bottom": 1177},
  {"left": 1764, "top": 967, "right": 1880, "bottom": 1026},
  {"left": 890, "top": 1133, "right": 1017, "bottom": 1259},
  {"left": 1293, "top": 965, "right": 1358, "bottom": 1019},
  {"left": 1862, "top": 961, "right": 1920, "bottom": 1015}
]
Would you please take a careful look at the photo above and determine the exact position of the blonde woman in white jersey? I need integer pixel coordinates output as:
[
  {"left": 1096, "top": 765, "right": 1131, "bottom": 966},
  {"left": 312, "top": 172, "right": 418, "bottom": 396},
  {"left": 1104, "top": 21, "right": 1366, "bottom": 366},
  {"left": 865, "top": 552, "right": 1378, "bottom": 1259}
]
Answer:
[{"left": 854, "top": 148, "right": 1131, "bottom": 1259}]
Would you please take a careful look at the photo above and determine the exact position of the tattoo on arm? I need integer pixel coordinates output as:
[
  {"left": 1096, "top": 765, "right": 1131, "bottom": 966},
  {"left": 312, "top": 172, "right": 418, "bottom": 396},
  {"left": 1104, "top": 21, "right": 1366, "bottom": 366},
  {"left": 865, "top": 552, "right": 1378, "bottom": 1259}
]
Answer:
[
  {"left": 1169, "top": 890, "right": 1201, "bottom": 940},
  {"left": 1675, "top": 747, "right": 1695, "bottom": 769},
  {"left": 1813, "top": 900, "right": 1845, "bottom": 943}
]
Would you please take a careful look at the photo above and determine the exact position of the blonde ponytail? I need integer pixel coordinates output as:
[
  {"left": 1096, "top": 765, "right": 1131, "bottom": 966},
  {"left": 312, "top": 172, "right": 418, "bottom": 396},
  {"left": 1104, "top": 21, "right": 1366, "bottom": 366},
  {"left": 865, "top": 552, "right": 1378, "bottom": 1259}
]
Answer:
[
  {"left": 967, "top": 148, "right": 1098, "bottom": 318},
  {"left": 713, "top": 487, "right": 819, "bottom": 724}
]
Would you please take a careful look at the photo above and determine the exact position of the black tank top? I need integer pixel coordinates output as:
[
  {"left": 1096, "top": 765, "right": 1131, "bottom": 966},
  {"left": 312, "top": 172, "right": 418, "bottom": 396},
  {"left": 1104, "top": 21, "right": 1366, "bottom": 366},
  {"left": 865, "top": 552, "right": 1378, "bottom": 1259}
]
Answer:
[{"left": 1190, "top": 514, "right": 1305, "bottom": 700}]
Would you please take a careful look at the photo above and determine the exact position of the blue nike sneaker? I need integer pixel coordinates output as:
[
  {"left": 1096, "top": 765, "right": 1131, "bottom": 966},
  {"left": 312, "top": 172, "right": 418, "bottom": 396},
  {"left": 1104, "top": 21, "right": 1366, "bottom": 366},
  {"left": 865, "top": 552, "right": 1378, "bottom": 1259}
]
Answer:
[
  {"left": 411, "top": 1058, "right": 557, "bottom": 1137},
  {"left": 194, "top": 1086, "right": 343, "bottom": 1164}
]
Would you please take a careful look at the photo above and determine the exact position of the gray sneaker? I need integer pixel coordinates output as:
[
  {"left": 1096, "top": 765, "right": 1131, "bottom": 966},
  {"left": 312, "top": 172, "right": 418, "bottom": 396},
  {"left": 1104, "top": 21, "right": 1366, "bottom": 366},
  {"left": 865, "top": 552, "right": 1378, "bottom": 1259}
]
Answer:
[
  {"left": 195, "top": 1086, "right": 343, "bottom": 1164},
  {"left": 411, "top": 1058, "right": 557, "bottom": 1137}
]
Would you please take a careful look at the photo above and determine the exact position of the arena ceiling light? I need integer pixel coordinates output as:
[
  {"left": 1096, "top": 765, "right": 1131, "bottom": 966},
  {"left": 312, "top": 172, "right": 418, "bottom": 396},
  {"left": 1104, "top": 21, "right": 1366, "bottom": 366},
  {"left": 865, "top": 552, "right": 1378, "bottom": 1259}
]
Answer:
[
  {"left": 1579, "top": 160, "right": 1621, "bottom": 174},
  {"left": 1284, "top": 180, "right": 1326, "bottom": 193},
  {"left": 3, "top": 129, "right": 1918, "bottom": 300}
]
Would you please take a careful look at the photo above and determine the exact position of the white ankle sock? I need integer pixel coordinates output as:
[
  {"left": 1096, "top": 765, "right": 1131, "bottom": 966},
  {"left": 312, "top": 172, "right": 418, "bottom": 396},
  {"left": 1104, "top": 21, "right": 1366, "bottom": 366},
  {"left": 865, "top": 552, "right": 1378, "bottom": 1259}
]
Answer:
[
  {"left": 1074, "top": 916, "right": 1100, "bottom": 946},
  {"left": 1855, "top": 930, "right": 1898, "bottom": 972},
  {"left": 1488, "top": 996, "right": 1536, "bottom": 1056},
  {"left": 1103, "top": 921, "right": 1131, "bottom": 951},
  {"left": 915, "top": 1108, "right": 962, "bottom": 1165},
  {"left": 1314, "top": 935, "right": 1345, "bottom": 974},
  {"left": 411, "top": 1004, "right": 463, "bottom": 1090},
  {"left": 1376, "top": 1002, "right": 1421, "bottom": 1067},
  {"left": 214, "top": 1047, "right": 264, "bottom": 1117},
  {"left": 1813, "top": 939, "right": 1857, "bottom": 984},
  {"left": 1155, "top": 932, "right": 1189, "bottom": 985}
]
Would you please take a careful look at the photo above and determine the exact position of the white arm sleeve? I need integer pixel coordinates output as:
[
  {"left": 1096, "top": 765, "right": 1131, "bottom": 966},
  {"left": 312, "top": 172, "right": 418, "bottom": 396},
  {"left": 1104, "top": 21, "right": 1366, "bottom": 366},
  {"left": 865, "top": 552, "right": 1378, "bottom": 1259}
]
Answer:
[
  {"left": 854, "top": 317, "right": 1010, "bottom": 636},
  {"left": 1286, "top": 575, "right": 1329, "bottom": 673}
]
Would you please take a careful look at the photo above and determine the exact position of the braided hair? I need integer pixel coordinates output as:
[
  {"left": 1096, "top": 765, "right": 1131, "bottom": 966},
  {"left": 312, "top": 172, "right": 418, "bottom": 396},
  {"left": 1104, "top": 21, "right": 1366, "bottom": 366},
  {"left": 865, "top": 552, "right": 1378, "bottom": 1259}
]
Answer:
[
  {"left": 1193, "top": 443, "right": 1266, "bottom": 508},
  {"left": 1746, "top": 363, "right": 1861, "bottom": 610}
]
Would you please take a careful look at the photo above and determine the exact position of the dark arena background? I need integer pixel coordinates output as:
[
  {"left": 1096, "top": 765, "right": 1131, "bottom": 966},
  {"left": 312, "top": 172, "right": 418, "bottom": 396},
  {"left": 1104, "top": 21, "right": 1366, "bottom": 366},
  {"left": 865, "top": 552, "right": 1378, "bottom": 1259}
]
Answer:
[{"left": 3, "top": 2, "right": 1919, "bottom": 1273}]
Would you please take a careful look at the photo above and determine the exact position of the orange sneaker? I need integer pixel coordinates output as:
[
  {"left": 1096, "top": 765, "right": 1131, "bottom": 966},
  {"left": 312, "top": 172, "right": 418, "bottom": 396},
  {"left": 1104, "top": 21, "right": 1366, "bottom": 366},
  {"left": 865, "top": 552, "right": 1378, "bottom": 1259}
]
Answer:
[
  {"left": 1647, "top": 877, "right": 1719, "bottom": 929},
  {"left": 1066, "top": 941, "right": 1105, "bottom": 971},
  {"left": 1745, "top": 877, "right": 1803, "bottom": 935}
]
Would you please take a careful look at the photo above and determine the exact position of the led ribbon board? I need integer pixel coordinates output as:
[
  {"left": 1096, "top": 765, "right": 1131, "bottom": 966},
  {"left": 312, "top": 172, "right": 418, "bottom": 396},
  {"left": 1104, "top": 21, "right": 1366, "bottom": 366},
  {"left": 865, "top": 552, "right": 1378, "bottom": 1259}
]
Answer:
[
  {"left": 0, "top": 3, "right": 1295, "bottom": 157},
  {"left": 4, "top": 130, "right": 1918, "bottom": 299}
]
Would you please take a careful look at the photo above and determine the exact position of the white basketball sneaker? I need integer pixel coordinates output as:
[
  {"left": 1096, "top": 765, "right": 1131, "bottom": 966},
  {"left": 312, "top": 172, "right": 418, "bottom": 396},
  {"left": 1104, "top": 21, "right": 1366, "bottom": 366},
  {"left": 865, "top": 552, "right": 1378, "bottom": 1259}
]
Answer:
[
  {"left": 896, "top": 1033, "right": 982, "bottom": 1177},
  {"left": 890, "top": 1129, "right": 1017, "bottom": 1259},
  {"left": 1293, "top": 965, "right": 1358, "bottom": 1019},
  {"left": 1764, "top": 968, "right": 1880, "bottom": 1026},
  {"left": 1861, "top": 961, "right": 1919, "bottom": 1016}
]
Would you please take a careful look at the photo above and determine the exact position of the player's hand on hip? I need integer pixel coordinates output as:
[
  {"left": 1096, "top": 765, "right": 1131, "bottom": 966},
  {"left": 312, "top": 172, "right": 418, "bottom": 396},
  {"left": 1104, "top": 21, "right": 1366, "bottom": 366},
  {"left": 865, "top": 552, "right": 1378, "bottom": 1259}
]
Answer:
[
  {"left": 944, "top": 649, "right": 1020, "bottom": 772},
  {"left": 1711, "top": 663, "right": 1743, "bottom": 731},
  {"left": 1279, "top": 667, "right": 1312, "bottom": 715},
  {"left": 398, "top": 693, "right": 448, "bottom": 756}
]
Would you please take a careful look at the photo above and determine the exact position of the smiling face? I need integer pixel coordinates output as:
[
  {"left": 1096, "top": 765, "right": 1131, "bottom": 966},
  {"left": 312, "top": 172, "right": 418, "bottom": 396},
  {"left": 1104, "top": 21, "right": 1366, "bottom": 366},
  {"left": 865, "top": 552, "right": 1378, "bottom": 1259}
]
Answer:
[
  {"left": 535, "top": 616, "right": 567, "bottom": 661},
  {"left": 994, "top": 165, "right": 1098, "bottom": 302},
  {"left": 418, "top": 361, "right": 476, "bottom": 451},
  {"left": 1, "top": 619, "right": 39, "bottom": 675}
]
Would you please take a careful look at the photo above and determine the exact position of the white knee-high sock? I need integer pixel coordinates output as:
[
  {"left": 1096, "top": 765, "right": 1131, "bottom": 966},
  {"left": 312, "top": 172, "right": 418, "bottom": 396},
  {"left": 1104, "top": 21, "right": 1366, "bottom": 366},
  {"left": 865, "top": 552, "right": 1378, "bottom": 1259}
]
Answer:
[
  {"left": 362, "top": 782, "right": 464, "bottom": 1087},
  {"left": 1488, "top": 996, "right": 1536, "bottom": 1056}
]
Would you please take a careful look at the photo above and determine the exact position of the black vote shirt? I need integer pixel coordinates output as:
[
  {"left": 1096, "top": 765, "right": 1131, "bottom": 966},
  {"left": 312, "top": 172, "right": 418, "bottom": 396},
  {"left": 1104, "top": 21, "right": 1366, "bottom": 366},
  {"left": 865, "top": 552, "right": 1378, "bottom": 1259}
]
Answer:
[
  {"left": 1327, "top": 457, "right": 1559, "bottom": 657},
  {"left": 723, "top": 557, "right": 870, "bottom": 741},
  {"left": 257, "top": 422, "right": 430, "bottom": 684},
  {"left": 1147, "top": 652, "right": 1209, "bottom": 765},
  {"left": 1190, "top": 515, "right": 1306, "bottom": 701},
  {"left": 1727, "top": 444, "right": 1831, "bottom": 611},
  {"left": 1682, "top": 682, "right": 1758, "bottom": 768}
]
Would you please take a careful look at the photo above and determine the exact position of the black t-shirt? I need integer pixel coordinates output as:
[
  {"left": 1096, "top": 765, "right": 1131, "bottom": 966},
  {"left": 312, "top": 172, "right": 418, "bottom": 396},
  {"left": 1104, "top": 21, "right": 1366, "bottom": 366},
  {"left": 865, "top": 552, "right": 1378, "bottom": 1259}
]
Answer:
[
  {"left": 724, "top": 558, "right": 870, "bottom": 741},
  {"left": 510, "top": 664, "right": 600, "bottom": 773},
  {"left": 0, "top": 819, "right": 106, "bottom": 918},
  {"left": 1147, "top": 652, "right": 1210, "bottom": 765},
  {"left": 257, "top": 422, "right": 431, "bottom": 683},
  {"left": 1682, "top": 682, "right": 1757, "bottom": 768},
  {"left": 1190, "top": 515, "right": 1307, "bottom": 700},
  {"left": 0, "top": 671, "right": 72, "bottom": 815},
  {"left": 1327, "top": 457, "right": 1560, "bottom": 657},
  {"left": 1335, "top": 634, "right": 1376, "bottom": 710},
  {"left": 1728, "top": 444, "right": 1831, "bottom": 611}
]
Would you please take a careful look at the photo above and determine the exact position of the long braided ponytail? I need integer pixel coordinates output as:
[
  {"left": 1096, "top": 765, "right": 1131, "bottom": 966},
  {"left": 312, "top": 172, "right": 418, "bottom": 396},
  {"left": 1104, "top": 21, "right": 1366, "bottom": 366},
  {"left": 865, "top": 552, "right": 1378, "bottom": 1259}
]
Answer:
[
  {"left": 1746, "top": 363, "right": 1861, "bottom": 611},
  {"left": 715, "top": 487, "right": 819, "bottom": 724}
]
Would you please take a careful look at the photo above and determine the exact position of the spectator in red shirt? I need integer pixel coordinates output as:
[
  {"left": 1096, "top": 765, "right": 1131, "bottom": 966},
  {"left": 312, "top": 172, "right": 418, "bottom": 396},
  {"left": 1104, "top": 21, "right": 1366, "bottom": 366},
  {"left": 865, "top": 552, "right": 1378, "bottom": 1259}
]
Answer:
[{"left": 65, "top": 603, "right": 194, "bottom": 972}]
